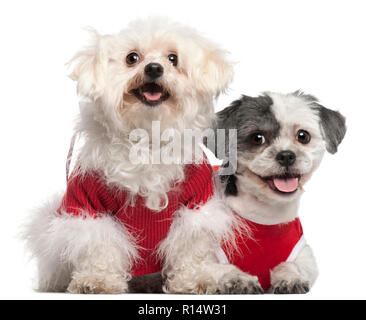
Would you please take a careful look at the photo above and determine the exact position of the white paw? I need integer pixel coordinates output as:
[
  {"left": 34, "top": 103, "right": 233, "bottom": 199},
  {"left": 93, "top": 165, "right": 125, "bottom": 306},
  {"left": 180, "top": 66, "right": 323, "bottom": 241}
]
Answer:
[
  {"left": 67, "top": 272, "right": 128, "bottom": 294},
  {"left": 218, "top": 271, "right": 263, "bottom": 294}
]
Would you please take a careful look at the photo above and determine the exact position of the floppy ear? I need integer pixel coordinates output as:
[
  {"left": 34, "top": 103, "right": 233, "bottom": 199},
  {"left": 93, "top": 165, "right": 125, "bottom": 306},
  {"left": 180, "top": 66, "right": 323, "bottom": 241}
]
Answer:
[
  {"left": 315, "top": 104, "right": 346, "bottom": 154},
  {"left": 193, "top": 47, "right": 234, "bottom": 98},
  {"left": 68, "top": 29, "right": 109, "bottom": 100}
]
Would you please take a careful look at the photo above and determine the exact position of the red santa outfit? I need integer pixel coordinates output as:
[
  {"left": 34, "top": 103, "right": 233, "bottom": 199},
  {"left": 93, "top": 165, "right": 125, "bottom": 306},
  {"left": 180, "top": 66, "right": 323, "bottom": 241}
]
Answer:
[
  {"left": 218, "top": 216, "right": 306, "bottom": 291},
  {"left": 58, "top": 161, "right": 214, "bottom": 276}
]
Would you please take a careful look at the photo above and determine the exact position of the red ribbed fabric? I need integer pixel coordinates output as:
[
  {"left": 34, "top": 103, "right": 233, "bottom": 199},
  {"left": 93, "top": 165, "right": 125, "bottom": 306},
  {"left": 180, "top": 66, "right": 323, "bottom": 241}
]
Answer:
[
  {"left": 58, "top": 162, "right": 214, "bottom": 276},
  {"left": 223, "top": 217, "right": 303, "bottom": 291}
]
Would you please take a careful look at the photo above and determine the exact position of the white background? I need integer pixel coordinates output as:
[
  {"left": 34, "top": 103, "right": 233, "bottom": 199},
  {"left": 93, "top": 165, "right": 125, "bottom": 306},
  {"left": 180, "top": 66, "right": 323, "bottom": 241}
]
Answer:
[{"left": 0, "top": 0, "right": 365, "bottom": 300}]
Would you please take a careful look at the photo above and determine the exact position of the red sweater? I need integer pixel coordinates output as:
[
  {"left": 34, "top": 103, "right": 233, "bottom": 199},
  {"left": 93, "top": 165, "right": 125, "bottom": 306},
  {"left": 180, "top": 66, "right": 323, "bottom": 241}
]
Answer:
[
  {"left": 58, "top": 162, "right": 214, "bottom": 276},
  {"left": 221, "top": 217, "right": 304, "bottom": 291}
]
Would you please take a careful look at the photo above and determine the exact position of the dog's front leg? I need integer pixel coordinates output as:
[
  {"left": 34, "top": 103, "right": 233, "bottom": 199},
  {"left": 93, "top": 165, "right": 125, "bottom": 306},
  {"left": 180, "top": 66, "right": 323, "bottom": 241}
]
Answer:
[
  {"left": 158, "top": 197, "right": 263, "bottom": 294},
  {"left": 24, "top": 197, "right": 138, "bottom": 294},
  {"left": 270, "top": 244, "right": 318, "bottom": 294},
  {"left": 67, "top": 244, "right": 131, "bottom": 294},
  {"left": 64, "top": 215, "right": 138, "bottom": 294},
  {"left": 161, "top": 233, "right": 262, "bottom": 294}
]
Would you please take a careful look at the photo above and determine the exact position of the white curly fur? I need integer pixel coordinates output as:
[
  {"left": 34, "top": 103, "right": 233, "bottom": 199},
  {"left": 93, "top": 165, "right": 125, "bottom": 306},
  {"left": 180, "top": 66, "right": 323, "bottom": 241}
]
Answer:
[
  {"left": 24, "top": 18, "right": 237, "bottom": 294},
  {"left": 23, "top": 194, "right": 139, "bottom": 293},
  {"left": 69, "top": 18, "right": 233, "bottom": 211}
]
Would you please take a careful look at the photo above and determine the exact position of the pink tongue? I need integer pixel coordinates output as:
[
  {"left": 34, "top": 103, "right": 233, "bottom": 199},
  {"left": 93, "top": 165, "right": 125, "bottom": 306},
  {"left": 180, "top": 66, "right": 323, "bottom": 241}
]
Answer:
[
  {"left": 143, "top": 92, "right": 162, "bottom": 101},
  {"left": 273, "top": 177, "right": 298, "bottom": 193}
]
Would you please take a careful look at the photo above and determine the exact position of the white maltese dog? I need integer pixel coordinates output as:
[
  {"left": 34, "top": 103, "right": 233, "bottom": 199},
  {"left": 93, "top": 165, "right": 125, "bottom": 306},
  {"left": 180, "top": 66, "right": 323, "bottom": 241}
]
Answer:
[{"left": 24, "top": 18, "right": 260, "bottom": 294}]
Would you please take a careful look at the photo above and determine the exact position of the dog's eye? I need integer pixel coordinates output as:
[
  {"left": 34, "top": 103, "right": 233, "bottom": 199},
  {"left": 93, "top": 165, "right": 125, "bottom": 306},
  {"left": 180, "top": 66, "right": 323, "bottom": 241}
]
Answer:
[
  {"left": 168, "top": 54, "right": 178, "bottom": 66},
  {"left": 296, "top": 130, "right": 311, "bottom": 144},
  {"left": 250, "top": 133, "right": 266, "bottom": 146},
  {"left": 126, "top": 52, "right": 140, "bottom": 65}
]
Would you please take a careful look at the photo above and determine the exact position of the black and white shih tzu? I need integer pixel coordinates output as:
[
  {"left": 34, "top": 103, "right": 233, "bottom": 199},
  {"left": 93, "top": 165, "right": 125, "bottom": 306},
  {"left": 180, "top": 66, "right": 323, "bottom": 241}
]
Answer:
[{"left": 213, "top": 91, "right": 346, "bottom": 293}]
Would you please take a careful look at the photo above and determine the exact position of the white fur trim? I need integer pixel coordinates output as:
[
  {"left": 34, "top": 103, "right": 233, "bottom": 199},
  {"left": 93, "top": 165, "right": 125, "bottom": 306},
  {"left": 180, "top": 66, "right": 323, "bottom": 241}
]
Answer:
[
  {"left": 158, "top": 194, "right": 250, "bottom": 294},
  {"left": 158, "top": 194, "right": 236, "bottom": 262},
  {"left": 23, "top": 194, "right": 139, "bottom": 292}
]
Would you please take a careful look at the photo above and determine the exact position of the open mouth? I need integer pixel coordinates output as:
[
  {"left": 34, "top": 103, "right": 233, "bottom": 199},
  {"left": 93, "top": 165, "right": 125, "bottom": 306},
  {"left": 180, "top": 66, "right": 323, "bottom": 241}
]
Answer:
[
  {"left": 131, "top": 82, "right": 170, "bottom": 107},
  {"left": 260, "top": 174, "right": 301, "bottom": 195}
]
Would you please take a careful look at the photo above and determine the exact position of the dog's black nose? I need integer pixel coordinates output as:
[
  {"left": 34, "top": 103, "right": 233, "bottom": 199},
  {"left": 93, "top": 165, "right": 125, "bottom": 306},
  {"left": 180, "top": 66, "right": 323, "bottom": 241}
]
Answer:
[
  {"left": 276, "top": 150, "right": 296, "bottom": 167},
  {"left": 144, "top": 63, "right": 164, "bottom": 79}
]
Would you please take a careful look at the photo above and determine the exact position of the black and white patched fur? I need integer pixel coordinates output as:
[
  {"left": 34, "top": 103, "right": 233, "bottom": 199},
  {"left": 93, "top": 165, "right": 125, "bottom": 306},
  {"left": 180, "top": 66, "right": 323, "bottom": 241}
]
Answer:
[{"left": 215, "top": 91, "right": 346, "bottom": 293}]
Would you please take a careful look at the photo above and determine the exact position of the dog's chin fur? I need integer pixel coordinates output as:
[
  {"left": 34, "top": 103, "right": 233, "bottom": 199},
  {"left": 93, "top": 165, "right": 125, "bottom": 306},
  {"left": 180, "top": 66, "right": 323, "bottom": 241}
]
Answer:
[{"left": 68, "top": 18, "right": 233, "bottom": 211}]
